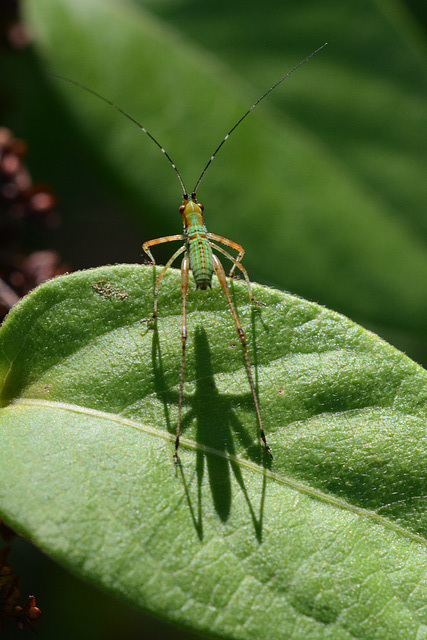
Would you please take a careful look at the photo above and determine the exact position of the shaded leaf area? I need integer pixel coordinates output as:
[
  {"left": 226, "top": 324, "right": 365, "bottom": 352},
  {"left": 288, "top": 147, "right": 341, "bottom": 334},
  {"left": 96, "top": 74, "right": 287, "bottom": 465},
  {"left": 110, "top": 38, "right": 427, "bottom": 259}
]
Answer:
[
  {"left": 9, "top": 0, "right": 426, "bottom": 350},
  {"left": 1, "top": 265, "right": 427, "bottom": 639}
]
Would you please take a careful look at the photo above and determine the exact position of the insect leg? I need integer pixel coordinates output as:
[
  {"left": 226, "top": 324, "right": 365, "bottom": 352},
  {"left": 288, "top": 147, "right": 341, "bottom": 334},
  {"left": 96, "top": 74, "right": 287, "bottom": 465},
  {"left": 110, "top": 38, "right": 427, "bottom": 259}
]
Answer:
[
  {"left": 142, "top": 234, "right": 184, "bottom": 265},
  {"left": 207, "top": 233, "right": 244, "bottom": 277},
  {"left": 142, "top": 242, "right": 186, "bottom": 322},
  {"left": 212, "top": 255, "right": 272, "bottom": 458},
  {"left": 209, "top": 241, "right": 266, "bottom": 309},
  {"left": 174, "top": 254, "right": 190, "bottom": 464}
]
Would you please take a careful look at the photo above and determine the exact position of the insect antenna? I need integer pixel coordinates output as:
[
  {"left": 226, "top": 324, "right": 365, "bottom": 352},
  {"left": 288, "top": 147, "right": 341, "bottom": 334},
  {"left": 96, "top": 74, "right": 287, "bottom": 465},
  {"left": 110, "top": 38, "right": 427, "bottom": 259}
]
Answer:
[
  {"left": 191, "top": 42, "right": 327, "bottom": 196},
  {"left": 51, "top": 74, "right": 189, "bottom": 197}
]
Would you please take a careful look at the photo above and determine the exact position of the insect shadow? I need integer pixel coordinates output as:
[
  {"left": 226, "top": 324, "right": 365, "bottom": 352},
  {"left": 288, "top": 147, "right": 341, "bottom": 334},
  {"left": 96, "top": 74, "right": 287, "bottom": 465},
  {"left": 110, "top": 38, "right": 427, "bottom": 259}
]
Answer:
[{"left": 151, "top": 322, "right": 269, "bottom": 541}]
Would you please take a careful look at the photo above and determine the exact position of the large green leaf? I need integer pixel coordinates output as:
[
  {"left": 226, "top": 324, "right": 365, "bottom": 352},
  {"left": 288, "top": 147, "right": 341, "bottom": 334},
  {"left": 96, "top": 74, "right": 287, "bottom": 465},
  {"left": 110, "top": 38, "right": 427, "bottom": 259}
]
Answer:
[
  {"left": 20, "top": 0, "right": 427, "bottom": 344},
  {"left": 1, "top": 266, "right": 427, "bottom": 638}
]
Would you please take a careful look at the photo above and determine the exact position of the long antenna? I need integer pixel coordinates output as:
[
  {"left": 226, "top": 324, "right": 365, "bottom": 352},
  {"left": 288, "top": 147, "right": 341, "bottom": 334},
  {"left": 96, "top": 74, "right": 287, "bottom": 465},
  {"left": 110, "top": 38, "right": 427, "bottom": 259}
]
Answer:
[
  {"left": 51, "top": 74, "right": 189, "bottom": 197},
  {"left": 52, "top": 43, "right": 327, "bottom": 200},
  {"left": 191, "top": 42, "right": 328, "bottom": 195}
]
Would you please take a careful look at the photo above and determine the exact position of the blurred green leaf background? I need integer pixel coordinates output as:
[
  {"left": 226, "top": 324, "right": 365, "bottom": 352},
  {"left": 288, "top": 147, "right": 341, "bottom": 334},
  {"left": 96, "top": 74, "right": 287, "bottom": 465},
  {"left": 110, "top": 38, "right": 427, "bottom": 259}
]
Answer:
[{"left": 1, "top": 0, "right": 426, "bottom": 637}]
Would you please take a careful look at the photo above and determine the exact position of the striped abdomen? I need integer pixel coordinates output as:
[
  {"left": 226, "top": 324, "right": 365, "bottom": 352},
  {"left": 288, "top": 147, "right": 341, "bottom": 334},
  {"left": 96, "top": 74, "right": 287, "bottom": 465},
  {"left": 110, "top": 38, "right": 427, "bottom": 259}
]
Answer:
[
  {"left": 187, "top": 226, "right": 214, "bottom": 289},
  {"left": 179, "top": 193, "right": 214, "bottom": 289},
  {"left": 181, "top": 197, "right": 214, "bottom": 289}
]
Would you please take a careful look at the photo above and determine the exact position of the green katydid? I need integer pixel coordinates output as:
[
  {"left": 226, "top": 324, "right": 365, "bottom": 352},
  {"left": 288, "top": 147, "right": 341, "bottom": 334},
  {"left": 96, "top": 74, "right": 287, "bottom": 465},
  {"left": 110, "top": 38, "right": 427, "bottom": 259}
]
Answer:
[{"left": 55, "top": 43, "right": 327, "bottom": 463}]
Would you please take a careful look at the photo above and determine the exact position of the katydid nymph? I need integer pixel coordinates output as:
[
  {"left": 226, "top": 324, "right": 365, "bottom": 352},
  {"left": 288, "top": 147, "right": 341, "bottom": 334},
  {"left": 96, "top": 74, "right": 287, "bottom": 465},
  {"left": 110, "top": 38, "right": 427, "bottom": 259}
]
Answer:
[{"left": 55, "top": 43, "right": 327, "bottom": 464}]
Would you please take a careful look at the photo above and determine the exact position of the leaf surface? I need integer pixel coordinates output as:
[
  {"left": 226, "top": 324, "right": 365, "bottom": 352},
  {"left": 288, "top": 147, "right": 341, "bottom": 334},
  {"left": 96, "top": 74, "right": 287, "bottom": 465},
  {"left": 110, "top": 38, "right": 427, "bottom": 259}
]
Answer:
[{"left": 1, "top": 266, "right": 427, "bottom": 638}]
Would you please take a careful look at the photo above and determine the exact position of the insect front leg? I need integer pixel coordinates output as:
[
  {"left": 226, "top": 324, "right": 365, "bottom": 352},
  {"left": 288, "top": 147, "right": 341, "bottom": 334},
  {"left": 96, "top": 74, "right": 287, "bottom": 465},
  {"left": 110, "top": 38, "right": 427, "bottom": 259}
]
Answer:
[
  {"left": 174, "top": 254, "right": 190, "bottom": 465},
  {"left": 141, "top": 235, "right": 185, "bottom": 323},
  {"left": 142, "top": 234, "right": 184, "bottom": 265}
]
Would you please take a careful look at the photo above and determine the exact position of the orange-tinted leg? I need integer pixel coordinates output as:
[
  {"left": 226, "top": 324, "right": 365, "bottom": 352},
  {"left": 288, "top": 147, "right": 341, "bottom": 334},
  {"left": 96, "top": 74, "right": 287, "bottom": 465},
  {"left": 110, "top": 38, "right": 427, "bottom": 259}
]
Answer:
[
  {"left": 207, "top": 232, "right": 244, "bottom": 277},
  {"left": 174, "top": 254, "right": 190, "bottom": 464},
  {"left": 142, "top": 234, "right": 184, "bottom": 261},
  {"left": 209, "top": 240, "right": 256, "bottom": 302},
  {"left": 212, "top": 254, "right": 272, "bottom": 458},
  {"left": 142, "top": 240, "right": 186, "bottom": 321}
]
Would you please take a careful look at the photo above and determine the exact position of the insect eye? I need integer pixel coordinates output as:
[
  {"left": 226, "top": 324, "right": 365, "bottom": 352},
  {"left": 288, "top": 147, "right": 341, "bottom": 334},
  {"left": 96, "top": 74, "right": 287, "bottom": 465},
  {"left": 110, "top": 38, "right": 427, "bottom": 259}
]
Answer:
[
  {"left": 199, "top": 203, "right": 204, "bottom": 212},
  {"left": 179, "top": 205, "right": 185, "bottom": 213}
]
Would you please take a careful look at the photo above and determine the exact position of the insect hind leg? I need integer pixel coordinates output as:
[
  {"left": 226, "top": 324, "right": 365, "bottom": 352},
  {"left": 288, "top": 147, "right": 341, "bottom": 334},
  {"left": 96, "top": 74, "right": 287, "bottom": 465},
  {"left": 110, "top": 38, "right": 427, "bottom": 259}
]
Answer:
[
  {"left": 209, "top": 239, "right": 266, "bottom": 308},
  {"left": 212, "top": 254, "right": 272, "bottom": 459},
  {"left": 174, "top": 254, "right": 190, "bottom": 464}
]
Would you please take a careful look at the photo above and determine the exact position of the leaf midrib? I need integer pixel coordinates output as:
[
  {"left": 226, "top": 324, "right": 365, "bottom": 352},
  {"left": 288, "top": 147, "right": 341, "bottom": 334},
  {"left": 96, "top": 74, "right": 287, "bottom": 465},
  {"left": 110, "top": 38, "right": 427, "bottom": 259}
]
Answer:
[{"left": 8, "top": 397, "right": 427, "bottom": 547}]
